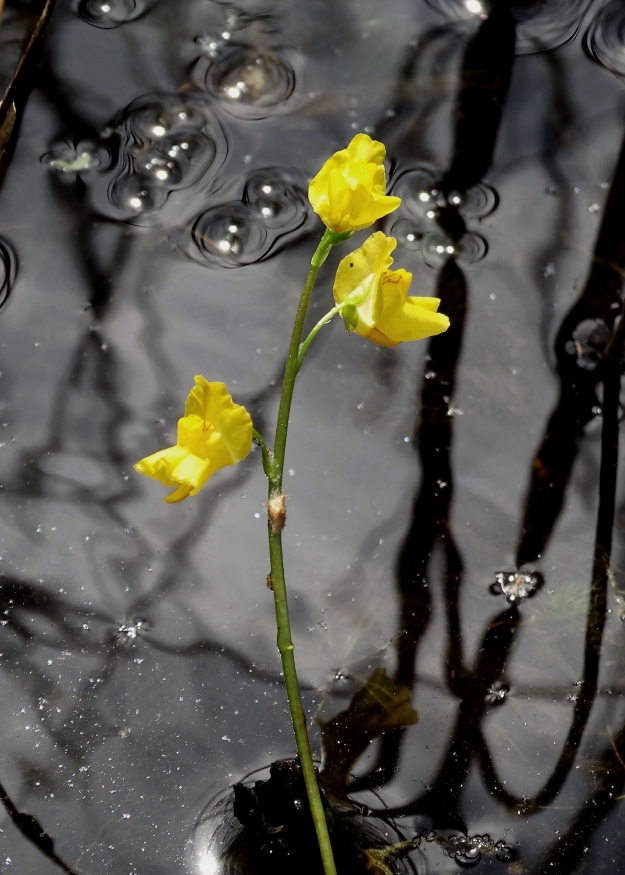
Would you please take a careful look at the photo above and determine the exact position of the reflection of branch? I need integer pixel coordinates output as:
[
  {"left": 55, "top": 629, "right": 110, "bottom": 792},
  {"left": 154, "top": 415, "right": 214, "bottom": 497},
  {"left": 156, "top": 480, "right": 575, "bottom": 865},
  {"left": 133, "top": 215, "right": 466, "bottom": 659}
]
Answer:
[
  {"left": 535, "top": 716, "right": 625, "bottom": 875},
  {"left": 350, "top": 5, "right": 516, "bottom": 804},
  {"left": 517, "top": 125, "right": 625, "bottom": 568},
  {"left": 369, "top": 606, "right": 520, "bottom": 831},
  {"left": 0, "top": 779, "right": 80, "bottom": 875},
  {"left": 478, "top": 309, "right": 625, "bottom": 815},
  {"left": 348, "top": 256, "right": 467, "bottom": 796}
]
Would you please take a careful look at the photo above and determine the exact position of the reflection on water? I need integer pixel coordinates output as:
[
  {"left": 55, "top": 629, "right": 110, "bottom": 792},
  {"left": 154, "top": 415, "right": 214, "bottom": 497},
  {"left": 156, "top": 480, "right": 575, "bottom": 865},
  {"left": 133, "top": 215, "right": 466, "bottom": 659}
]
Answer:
[{"left": 2, "top": 0, "right": 625, "bottom": 873}]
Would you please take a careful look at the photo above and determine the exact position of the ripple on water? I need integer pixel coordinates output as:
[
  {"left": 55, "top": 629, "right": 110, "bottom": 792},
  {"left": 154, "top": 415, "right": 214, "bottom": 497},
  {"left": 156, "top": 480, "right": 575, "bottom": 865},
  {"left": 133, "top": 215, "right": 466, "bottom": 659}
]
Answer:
[
  {"left": 78, "top": 0, "right": 156, "bottom": 28},
  {"left": 423, "top": 0, "right": 590, "bottom": 54},
  {"left": 102, "top": 95, "right": 227, "bottom": 224},
  {"left": 204, "top": 47, "right": 296, "bottom": 119},
  {"left": 184, "top": 168, "right": 309, "bottom": 268},
  {"left": 585, "top": 0, "right": 625, "bottom": 78},
  {"left": 0, "top": 237, "right": 16, "bottom": 312}
]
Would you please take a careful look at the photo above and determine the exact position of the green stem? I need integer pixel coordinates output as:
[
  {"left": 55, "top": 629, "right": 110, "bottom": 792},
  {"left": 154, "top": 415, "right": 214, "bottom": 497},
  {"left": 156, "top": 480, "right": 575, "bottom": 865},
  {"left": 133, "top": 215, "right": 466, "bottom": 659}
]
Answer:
[
  {"left": 296, "top": 302, "right": 347, "bottom": 373},
  {"left": 272, "top": 228, "right": 334, "bottom": 480},
  {"left": 264, "top": 227, "right": 345, "bottom": 875}
]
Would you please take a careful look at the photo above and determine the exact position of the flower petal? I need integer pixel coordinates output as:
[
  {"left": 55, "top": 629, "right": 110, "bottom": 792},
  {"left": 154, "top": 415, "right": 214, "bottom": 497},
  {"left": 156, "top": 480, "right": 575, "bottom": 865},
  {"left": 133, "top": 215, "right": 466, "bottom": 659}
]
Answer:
[{"left": 134, "top": 445, "right": 189, "bottom": 488}]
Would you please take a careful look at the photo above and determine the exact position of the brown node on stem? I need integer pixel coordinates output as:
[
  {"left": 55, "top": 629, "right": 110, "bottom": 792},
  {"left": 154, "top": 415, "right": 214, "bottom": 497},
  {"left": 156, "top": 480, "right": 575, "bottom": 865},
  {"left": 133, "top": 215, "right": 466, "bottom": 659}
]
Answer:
[{"left": 266, "top": 492, "right": 287, "bottom": 533}]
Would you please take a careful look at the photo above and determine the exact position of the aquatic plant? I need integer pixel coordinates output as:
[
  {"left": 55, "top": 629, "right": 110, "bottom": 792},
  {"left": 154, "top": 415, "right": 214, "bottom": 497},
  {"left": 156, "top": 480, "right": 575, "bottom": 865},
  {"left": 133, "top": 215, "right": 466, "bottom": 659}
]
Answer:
[{"left": 134, "top": 134, "right": 449, "bottom": 875}]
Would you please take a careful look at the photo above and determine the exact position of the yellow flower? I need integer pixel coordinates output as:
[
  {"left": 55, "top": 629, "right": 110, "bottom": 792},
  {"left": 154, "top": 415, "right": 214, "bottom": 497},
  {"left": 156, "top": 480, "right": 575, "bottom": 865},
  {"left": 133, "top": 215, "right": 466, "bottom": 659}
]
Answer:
[
  {"left": 308, "top": 134, "right": 401, "bottom": 234},
  {"left": 333, "top": 232, "right": 450, "bottom": 347},
  {"left": 134, "top": 376, "right": 252, "bottom": 504}
]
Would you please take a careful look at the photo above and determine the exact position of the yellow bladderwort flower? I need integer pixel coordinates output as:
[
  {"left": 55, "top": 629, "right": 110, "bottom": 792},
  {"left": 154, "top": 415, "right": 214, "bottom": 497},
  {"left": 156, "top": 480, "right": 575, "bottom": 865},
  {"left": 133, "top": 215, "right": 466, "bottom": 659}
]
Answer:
[
  {"left": 134, "top": 376, "right": 252, "bottom": 504},
  {"left": 308, "top": 134, "right": 401, "bottom": 234},
  {"left": 333, "top": 232, "right": 450, "bottom": 347}
]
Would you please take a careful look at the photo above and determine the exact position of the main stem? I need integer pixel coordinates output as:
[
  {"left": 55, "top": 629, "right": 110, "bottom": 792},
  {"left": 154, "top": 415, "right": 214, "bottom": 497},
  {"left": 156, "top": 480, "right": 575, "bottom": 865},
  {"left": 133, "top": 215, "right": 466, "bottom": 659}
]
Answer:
[{"left": 266, "top": 229, "right": 338, "bottom": 875}]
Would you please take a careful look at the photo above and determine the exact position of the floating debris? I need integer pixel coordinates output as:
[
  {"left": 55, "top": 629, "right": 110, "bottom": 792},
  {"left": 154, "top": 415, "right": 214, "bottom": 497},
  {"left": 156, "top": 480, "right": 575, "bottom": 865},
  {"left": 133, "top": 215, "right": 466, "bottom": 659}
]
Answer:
[
  {"left": 114, "top": 617, "right": 150, "bottom": 643},
  {"left": 564, "top": 318, "right": 611, "bottom": 371},
  {"left": 486, "top": 680, "right": 509, "bottom": 705},
  {"left": 490, "top": 571, "right": 543, "bottom": 604}
]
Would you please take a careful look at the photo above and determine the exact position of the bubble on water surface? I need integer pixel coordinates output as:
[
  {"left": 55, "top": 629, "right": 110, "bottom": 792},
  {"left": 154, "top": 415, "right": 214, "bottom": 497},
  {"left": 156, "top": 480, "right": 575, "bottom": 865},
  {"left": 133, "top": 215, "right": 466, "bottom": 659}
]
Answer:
[
  {"left": 421, "top": 231, "right": 487, "bottom": 267},
  {"left": 491, "top": 570, "right": 543, "bottom": 604},
  {"left": 423, "top": 0, "right": 590, "bottom": 54},
  {"left": 78, "top": 0, "right": 155, "bottom": 28},
  {"left": 126, "top": 102, "right": 208, "bottom": 143},
  {"left": 206, "top": 48, "right": 295, "bottom": 118},
  {"left": 135, "top": 133, "right": 216, "bottom": 188},
  {"left": 585, "top": 0, "right": 625, "bottom": 78},
  {"left": 564, "top": 318, "right": 611, "bottom": 370},
  {"left": 190, "top": 203, "right": 267, "bottom": 268},
  {"left": 390, "top": 219, "right": 425, "bottom": 250},
  {"left": 390, "top": 165, "right": 440, "bottom": 219},
  {"left": 456, "top": 182, "right": 499, "bottom": 219},
  {"left": 108, "top": 173, "right": 168, "bottom": 218},
  {"left": 243, "top": 167, "right": 307, "bottom": 229}
]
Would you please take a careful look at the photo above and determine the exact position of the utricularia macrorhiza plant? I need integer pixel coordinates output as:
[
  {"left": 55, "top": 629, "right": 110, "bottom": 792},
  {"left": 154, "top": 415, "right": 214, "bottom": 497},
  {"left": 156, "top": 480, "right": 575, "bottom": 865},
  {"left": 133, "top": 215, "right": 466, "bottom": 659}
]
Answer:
[{"left": 134, "top": 134, "right": 450, "bottom": 875}]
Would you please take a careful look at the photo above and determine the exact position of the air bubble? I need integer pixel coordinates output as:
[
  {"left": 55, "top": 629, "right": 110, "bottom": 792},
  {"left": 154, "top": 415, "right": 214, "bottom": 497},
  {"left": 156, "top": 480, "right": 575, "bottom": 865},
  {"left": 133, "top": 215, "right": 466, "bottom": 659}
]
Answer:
[
  {"left": 190, "top": 203, "right": 266, "bottom": 268},
  {"left": 206, "top": 48, "right": 295, "bottom": 118},
  {"left": 78, "top": 0, "right": 155, "bottom": 28},
  {"left": 243, "top": 168, "right": 307, "bottom": 230}
]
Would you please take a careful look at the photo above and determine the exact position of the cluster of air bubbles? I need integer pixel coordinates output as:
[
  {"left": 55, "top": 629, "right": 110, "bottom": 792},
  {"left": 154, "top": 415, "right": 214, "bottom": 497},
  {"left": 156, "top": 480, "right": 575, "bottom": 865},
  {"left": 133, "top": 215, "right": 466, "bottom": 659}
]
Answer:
[
  {"left": 114, "top": 617, "right": 150, "bottom": 644},
  {"left": 564, "top": 318, "right": 611, "bottom": 371},
  {"left": 185, "top": 167, "right": 308, "bottom": 268},
  {"left": 392, "top": 167, "right": 497, "bottom": 221},
  {"left": 417, "top": 829, "right": 512, "bottom": 867},
  {"left": 490, "top": 570, "right": 543, "bottom": 604},
  {"left": 41, "top": 141, "right": 106, "bottom": 175},
  {"left": 485, "top": 680, "right": 509, "bottom": 705},
  {"left": 77, "top": 0, "right": 156, "bottom": 28},
  {"left": 0, "top": 237, "right": 17, "bottom": 313},
  {"left": 423, "top": 0, "right": 589, "bottom": 54},
  {"left": 104, "top": 95, "right": 226, "bottom": 225},
  {"left": 422, "top": 231, "right": 487, "bottom": 268},
  {"left": 388, "top": 165, "right": 494, "bottom": 267},
  {"left": 585, "top": 0, "right": 625, "bottom": 78},
  {"left": 443, "top": 833, "right": 512, "bottom": 867},
  {"left": 203, "top": 48, "right": 295, "bottom": 119}
]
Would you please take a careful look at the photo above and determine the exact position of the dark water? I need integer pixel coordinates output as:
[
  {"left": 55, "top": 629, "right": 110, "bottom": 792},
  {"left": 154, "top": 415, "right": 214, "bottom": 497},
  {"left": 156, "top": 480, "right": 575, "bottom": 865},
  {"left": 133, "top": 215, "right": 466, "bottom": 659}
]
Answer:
[{"left": 2, "top": 0, "right": 625, "bottom": 873}]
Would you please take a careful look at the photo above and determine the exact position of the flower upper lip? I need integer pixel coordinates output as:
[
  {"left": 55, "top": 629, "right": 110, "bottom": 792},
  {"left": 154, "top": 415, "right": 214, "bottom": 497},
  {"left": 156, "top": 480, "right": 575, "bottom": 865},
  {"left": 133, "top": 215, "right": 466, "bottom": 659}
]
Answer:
[{"left": 308, "top": 133, "right": 401, "bottom": 234}]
